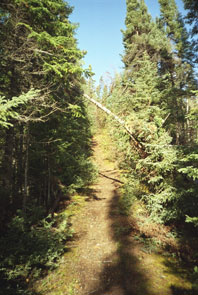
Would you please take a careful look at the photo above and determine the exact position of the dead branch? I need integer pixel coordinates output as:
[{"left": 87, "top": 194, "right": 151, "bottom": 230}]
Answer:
[{"left": 30, "top": 48, "right": 54, "bottom": 56}]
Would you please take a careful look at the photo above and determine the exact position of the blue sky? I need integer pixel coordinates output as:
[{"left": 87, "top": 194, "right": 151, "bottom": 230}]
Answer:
[{"left": 67, "top": 0, "right": 185, "bottom": 84}]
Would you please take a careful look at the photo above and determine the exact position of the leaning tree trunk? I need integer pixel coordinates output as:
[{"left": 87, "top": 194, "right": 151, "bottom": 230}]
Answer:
[{"left": 84, "top": 94, "right": 146, "bottom": 157}]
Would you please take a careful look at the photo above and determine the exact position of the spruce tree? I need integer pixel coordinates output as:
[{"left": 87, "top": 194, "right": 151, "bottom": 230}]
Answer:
[
  {"left": 105, "top": 0, "right": 177, "bottom": 223},
  {"left": 159, "top": 0, "right": 193, "bottom": 63},
  {"left": 0, "top": 0, "right": 92, "bottom": 216},
  {"left": 0, "top": 1, "right": 94, "bottom": 292},
  {"left": 183, "top": 0, "right": 198, "bottom": 63},
  {"left": 183, "top": 0, "right": 198, "bottom": 36},
  {"left": 122, "top": 0, "right": 169, "bottom": 70},
  {"left": 158, "top": 0, "right": 195, "bottom": 144},
  {"left": 119, "top": 0, "right": 198, "bottom": 225}
]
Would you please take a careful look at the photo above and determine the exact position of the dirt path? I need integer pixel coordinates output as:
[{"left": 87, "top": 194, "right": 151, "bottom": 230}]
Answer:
[
  {"left": 35, "top": 136, "right": 192, "bottom": 295},
  {"left": 62, "top": 138, "right": 131, "bottom": 294}
]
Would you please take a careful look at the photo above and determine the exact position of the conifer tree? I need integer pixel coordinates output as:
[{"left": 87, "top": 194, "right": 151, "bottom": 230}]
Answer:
[
  {"left": 122, "top": 0, "right": 169, "bottom": 70},
  {"left": 103, "top": 0, "right": 177, "bottom": 223},
  {"left": 157, "top": 0, "right": 198, "bottom": 228},
  {"left": 183, "top": 0, "right": 198, "bottom": 36},
  {"left": 183, "top": 0, "right": 198, "bottom": 62},
  {"left": 159, "top": 0, "right": 193, "bottom": 64},
  {"left": 102, "top": 0, "right": 197, "bottom": 225},
  {"left": 0, "top": 0, "right": 93, "bottom": 217},
  {"left": 0, "top": 1, "right": 94, "bottom": 292},
  {"left": 158, "top": 0, "right": 195, "bottom": 144}
]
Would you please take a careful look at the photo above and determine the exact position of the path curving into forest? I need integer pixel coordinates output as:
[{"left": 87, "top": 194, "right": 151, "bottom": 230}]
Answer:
[{"left": 35, "top": 135, "right": 192, "bottom": 295}]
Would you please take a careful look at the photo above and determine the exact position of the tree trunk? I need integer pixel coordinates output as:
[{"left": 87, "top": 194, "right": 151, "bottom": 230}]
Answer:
[
  {"left": 23, "top": 124, "right": 29, "bottom": 211},
  {"left": 84, "top": 94, "right": 146, "bottom": 156}
]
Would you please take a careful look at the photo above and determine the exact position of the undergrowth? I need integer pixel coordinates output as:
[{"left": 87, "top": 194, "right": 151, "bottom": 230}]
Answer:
[{"left": 0, "top": 205, "right": 73, "bottom": 295}]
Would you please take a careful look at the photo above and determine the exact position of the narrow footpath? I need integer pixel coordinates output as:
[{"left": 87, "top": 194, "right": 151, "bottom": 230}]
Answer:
[{"left": 35, "top": 135, "right": 192, "bottom": 295}]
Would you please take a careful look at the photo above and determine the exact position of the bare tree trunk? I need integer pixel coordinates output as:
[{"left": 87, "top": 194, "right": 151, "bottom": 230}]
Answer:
[
  {"left": 47, "top": 156, "right": 51, "bottom": 207},
  {"left": 23, "top": 124, "right": 29, "bottom": 211},
  {"left": 186, "top": 97, "right": 190, "bottom": 143},
  {"left": 16, "top": 125, "right": 24, "bottom": 202},
  {"left": 176, "top": 122, "right": 180, "bottom": 145}
]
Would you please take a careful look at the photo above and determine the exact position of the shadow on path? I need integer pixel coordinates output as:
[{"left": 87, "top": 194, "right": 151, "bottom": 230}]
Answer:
[{"left": 89, "top": 178, "right": 151, "bottom": 295}]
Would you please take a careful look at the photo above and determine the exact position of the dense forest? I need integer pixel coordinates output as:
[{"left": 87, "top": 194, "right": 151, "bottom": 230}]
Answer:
[
  {"left": 87, "top": 0, "right": 198, "bottom": 226},
  {"left": 0, "top": 0, "right": 94, "bottom": 293},
  {"left": 100, "top": 0, "right": 198, "bottom": 225},
  {"left": 0, "top": 0, "right": 198, "bottom": 294}
]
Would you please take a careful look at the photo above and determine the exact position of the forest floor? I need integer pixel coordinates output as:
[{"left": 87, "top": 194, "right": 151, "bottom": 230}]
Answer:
[{"left": 35, "top": 132, "right": 193, "bottom": 295}]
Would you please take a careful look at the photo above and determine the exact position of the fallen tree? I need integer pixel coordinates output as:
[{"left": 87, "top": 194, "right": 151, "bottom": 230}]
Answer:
[{"left": 84, "top": 93, "right": 146, "bottom": 157}]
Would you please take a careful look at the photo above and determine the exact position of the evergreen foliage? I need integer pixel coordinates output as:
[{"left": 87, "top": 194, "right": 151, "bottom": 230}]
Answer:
[
  {"left": 0, "top": 1, "right": 94, "bottom": 293},
  {"left": 1, "top": 0, "right": 198, "bottom": 292},
  {"left": 122, "top": 0, "right": 170, "bottom": 69},
  {"left": 96, "top": 0, "right": 198, "bottom": 228},
  {"left": 0, "top": 209, "right": 72, "bottom": 295},
  {"left": 0, "top": 0, "right": 93, "bottom": 215},
  {"left": 0, "top": 89, "right": 40, "bottom": 128},
  {"left": 183, "top": 0, "right": 198, "bottom": 36},
  {"left": 183, "top": 0, "right": 198, "bottom": 62},
  {"left": 158, "top": 0, "right": 196, "bottom": 145}
]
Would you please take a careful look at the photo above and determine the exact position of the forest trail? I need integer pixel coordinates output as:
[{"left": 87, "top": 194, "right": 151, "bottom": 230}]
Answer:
[{"left": 35, "top": 134, "right": 192, "bottom": 295}]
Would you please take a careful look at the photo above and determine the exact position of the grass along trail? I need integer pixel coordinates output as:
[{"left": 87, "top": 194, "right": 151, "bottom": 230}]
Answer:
[{"left": 35, "top": 133, "right": 192, "bottom": 295}]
